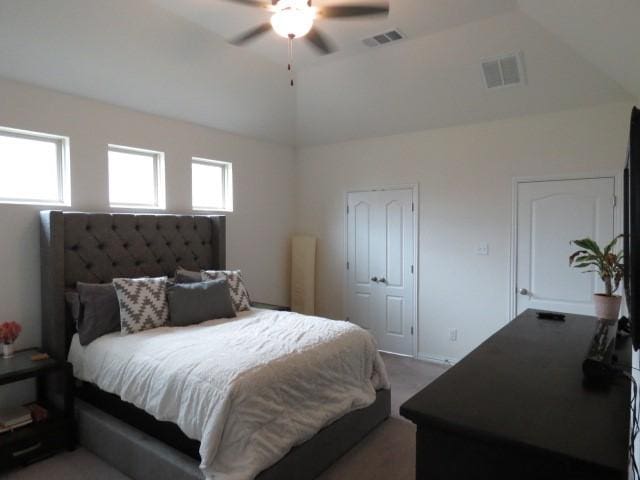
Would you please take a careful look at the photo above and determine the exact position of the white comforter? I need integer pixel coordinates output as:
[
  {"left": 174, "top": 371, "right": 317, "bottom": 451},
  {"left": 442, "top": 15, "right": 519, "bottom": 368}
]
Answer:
[{"left": 68, "top": 308, "right": 389, "bottom": 480}]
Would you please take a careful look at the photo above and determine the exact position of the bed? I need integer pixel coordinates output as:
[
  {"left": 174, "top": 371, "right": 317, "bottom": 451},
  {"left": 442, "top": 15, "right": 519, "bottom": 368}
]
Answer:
[{"left": 39, "top": 210, "right": 391, "bottom": 480}]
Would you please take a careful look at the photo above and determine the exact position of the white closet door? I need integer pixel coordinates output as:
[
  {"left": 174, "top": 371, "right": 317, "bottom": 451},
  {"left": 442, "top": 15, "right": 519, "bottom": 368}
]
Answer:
[
  {"left": 516, "top": 177, "right": 615, "bottom": 316},
  {"left": 346, "top": 188, "right": 415, "bottom": 356},
  {"left": 375, "top": 189, "right": 414, "bottom": 355},
  {"left": 346, "top": 191, "right": 378, "bottom": 333}
]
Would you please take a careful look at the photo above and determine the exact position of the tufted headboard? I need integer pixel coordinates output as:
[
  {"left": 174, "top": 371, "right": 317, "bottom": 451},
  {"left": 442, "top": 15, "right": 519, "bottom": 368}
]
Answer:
[{"left": 40, "top": 211, "right": 226, "bottom": 360}]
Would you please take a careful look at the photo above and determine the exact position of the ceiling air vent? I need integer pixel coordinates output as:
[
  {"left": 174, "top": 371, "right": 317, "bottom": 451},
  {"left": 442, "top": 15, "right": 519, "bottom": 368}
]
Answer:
[
  {"left": 481, "top": 53, "right": 526, "bottom": 89},
  {"left": 363, "top": 29, "right": 405, "bottom": 48}
]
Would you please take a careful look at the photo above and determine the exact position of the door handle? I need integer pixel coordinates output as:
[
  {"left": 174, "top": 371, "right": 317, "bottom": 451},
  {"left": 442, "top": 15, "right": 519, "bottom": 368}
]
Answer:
[
  {"left": 519, "top": 288, "right": 529, "bottom": 296},
  {"left": 371, "top": 276, "right": 379, "bottom": 283},
  {"left": 379, "top": 277, "right": 387, "bottom": 284}
]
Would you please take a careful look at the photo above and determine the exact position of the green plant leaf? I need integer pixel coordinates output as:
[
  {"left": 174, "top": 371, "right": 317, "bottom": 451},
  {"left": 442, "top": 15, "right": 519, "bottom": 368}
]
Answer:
[
  {"left": 573, "top": 262, "right": 598, "bottom": 268},
  {"left": 569, "top": 250, "right": 586, "bottom": 265},
  {"left": 572, "top": 238, "right": 602, "bottom": 255},
  {"left": 569, "top": 237, "right": 625, "bottom": 294},
  {"left": 603, "top": 234, "right": 623, "bottom": 255},
  {"left": 575, "top": 254, "right": 599, "bottom": 262},
  {"left": 569, "top": 251, "right": 600, "bottom": 265}
]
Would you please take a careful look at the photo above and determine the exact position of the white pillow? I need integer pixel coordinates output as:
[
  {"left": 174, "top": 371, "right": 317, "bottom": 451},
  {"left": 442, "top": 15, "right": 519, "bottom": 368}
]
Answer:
[
  {"left": 112, "top": 276, "right": 169, "bottom": 334},
  {"left": 201, "top": 270, "right": 251, "bottom": 312}
]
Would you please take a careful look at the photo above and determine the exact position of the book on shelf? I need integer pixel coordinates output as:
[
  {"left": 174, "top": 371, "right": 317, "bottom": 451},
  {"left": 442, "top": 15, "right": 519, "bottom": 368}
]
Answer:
[
  {"left": 0, "top": 417, "right": 32, "bottom": 434},
  {"left": 0, "top": 405, "right": 33, "bottom": 433}
]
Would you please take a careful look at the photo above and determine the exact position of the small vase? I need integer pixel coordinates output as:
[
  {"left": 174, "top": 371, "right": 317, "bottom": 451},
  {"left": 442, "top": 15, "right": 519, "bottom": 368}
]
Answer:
[
  {"left": 593, "top": 294, "right": 622, "bottom": 321},
  {"left": 2, "top": 343, "right": 14, "bottom": 359}
]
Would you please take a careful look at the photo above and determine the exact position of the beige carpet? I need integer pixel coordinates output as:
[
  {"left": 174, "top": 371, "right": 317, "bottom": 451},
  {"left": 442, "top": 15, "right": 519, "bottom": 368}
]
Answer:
[
  {"left": 1, "top": 449, "right": 130, "bottom": 480},
  {"left": 317, "top": 418, "right": 416, "bottom": 480},
  {"left": 4, "top": 353, "right": 447, "bottom": 480},
  {"left": 382, "top": 352, "right": 448, "bottom": 418}
]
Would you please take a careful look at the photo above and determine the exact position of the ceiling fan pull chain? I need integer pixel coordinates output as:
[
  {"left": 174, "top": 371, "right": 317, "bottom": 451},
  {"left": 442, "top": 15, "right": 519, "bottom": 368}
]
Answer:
[{"left": 288, "top": 34, "right": 295, "bottom": 87}]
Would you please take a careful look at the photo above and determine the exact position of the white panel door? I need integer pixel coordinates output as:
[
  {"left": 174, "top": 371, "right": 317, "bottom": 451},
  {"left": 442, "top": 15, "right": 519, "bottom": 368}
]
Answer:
[
  {"left": 516, "top": 178, "right": 615, "bottom": 316},
  {"left": 346, "top": 188, "right": 415, "bottom": 356},
  {"left": 377, "top": 189, "right": 414, "bottom": 355},
  {"left": 346, "top": 192, "right": 377, "bottom": 332}
]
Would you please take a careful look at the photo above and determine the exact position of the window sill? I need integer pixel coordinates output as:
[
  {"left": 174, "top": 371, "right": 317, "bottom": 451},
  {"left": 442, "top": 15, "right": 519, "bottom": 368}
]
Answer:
[
  {"left": 0, "top": 199, "right": 70, "bottom": 207},
  {"left": 109, "top": 204, "right": 166, "bottom": 211},
  {"left": 192, "top": 206, "right": 234, "bottom": 213}
]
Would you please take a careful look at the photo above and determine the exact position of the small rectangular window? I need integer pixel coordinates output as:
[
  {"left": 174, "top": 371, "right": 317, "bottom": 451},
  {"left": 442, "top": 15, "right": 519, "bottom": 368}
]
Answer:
[
  {"left": 108, "top": 145, "right": 165, "bottom": 209},
  {"left": 0, "top": 126, "right": 70, "bottom": 205},
  {"left": 192, "top": 158, "right": 233, "bottom": 211}
]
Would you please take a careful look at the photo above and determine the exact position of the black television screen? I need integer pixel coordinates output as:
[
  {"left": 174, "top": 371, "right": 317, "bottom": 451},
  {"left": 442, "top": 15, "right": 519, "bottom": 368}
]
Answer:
[{"left": 625, "top": 106, "right": 640, "bottom": 350}]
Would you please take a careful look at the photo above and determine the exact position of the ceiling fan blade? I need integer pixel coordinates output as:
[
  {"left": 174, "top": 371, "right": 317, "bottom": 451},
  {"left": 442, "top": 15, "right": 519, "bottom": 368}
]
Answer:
[
  {"left": 305, "top": 27, "right": 335, "bottom": 55},
  {"left": 220, "top": 0, "right": 271, "bottom": 9},
  {"left": 230, "top": 23, "right": 272, "bottom": 46},
  {"left": 319, "top": 4, "right": 389, "bottom": 19}
]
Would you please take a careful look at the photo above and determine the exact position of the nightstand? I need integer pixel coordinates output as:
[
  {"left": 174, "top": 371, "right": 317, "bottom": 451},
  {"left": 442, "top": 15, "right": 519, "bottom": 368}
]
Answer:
[
  {"left": 0, "top": 348, "right": 75, "bottom": 469},
  {"left": 250, "top": 302, "right": 291, "bottom": 312}
]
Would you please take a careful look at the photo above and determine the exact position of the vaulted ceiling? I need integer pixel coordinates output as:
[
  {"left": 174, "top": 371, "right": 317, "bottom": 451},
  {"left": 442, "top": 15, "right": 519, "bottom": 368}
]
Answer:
[
  {"left": 517, "top": 0, "right": 640, "bottom": 100},
  {"left": 0, "top": 0, "right": 636, "bottom": 146},
  {"left": 0, "top": 0, "right": 296, "bottom": 144},
  {"left": 148, "top": 0, "right": 517, "bottom": 68}
]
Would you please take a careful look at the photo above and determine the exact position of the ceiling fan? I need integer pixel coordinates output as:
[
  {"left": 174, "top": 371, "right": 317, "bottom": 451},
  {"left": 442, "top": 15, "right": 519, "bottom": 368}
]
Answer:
[{"left": 224, "top": 0, "right": 390, "bottom": 84}]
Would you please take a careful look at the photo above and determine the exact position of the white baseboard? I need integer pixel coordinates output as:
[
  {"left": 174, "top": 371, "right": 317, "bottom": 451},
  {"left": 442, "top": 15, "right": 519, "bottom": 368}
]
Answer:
[
  {"left": 378, "top": 350, "right": 460, "bottom": 366},
  {"left": 416, "top": 353, "right": 459, "bottom": 366},
  {"left": 378, "top": 349, "right": 413, "bottom": 358}
]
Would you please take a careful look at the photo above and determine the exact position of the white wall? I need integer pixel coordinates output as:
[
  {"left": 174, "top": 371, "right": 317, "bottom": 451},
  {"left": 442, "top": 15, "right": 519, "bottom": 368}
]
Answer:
[
  {"left": 0, "top": 77, "right": 295, "bottom": 404},
  {"left": 295, "top": 102, "right": 632, "bottom": 363},
  {"left": 0, "top": 72, "right": 633, "bottom": 404}
]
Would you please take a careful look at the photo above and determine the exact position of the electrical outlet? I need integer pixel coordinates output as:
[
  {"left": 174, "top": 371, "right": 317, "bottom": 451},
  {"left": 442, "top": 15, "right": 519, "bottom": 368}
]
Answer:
[
  {"left": 449, "top": 329, "right": 458, "bottom": 342},
  {"left": 475, "top": 242, "right": 489, "bottom": 256}
]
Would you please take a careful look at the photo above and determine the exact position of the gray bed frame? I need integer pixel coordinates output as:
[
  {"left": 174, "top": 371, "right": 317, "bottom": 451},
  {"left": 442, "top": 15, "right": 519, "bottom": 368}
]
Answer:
[{"left": 40, "top": 210, "right": 390, "bottom": 480}]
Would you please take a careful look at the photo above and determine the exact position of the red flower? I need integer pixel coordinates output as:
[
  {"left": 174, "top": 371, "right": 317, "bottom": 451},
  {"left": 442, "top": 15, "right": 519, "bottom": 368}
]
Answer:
[{"left": 0, "top": 321, "right": 22, "bottom": 344}]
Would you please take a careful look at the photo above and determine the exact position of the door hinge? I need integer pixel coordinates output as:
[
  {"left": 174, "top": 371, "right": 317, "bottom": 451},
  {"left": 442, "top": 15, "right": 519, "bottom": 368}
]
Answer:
[
  {"left": 347, "top": 205, "right": 350, "bottom": 214},
  {"left": 412, "top": 202, "right": 414, "bottom": 212},
  {"left": 612, "top": 195, "right": 617, "bottom": 208},
  {"left": 411, "top": 265, "right": 414, "bottom": 274},
  {"left": 346, "top": 261, "right": 350, "bottom": 270},
  {"left": 411, "top": 326, "right": 414, "bottom": 335}
]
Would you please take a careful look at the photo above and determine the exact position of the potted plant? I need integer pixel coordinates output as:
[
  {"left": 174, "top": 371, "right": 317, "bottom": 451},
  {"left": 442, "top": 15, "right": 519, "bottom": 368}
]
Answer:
[
  {"left": 0, "top": 321, "right": 22, "bottom": 359},
  {"left": 569, "top": 236, "right": 624, "bottom": 321}
]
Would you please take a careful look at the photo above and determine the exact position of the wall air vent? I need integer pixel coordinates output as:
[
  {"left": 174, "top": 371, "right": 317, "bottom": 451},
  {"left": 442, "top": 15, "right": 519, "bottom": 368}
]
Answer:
[
  {"left": 362, "top": 29, "right": 405, "bottom": 48},
  {"left": 481, "top": 52, "right": 526, "bottom": 89}
]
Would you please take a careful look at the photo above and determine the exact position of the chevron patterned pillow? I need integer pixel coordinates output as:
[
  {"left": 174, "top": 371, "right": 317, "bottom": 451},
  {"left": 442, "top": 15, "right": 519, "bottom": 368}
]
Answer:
[
  {"left": 113, "top": 277, "right": 169, "bottom": 334},
  {"left": 201, "top": 270, "right": 251, "bottom": 312}
]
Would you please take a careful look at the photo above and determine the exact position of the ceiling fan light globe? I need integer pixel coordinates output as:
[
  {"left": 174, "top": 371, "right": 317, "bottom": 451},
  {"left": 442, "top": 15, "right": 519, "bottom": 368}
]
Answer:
[{"left": 270, "top": 6, "right": 315, "bottom": 39}]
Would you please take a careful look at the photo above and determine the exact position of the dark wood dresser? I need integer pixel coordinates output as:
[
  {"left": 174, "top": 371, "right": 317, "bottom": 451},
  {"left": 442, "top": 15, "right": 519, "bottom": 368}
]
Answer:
[{"left": 400, "top": 309, "right": 631, "bottom": 480}]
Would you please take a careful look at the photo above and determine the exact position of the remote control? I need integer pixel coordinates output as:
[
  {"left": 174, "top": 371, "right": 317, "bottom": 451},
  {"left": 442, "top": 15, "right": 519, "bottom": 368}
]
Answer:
[{"left": 537, "top": 311, "right": 566, "bottom": 321}]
